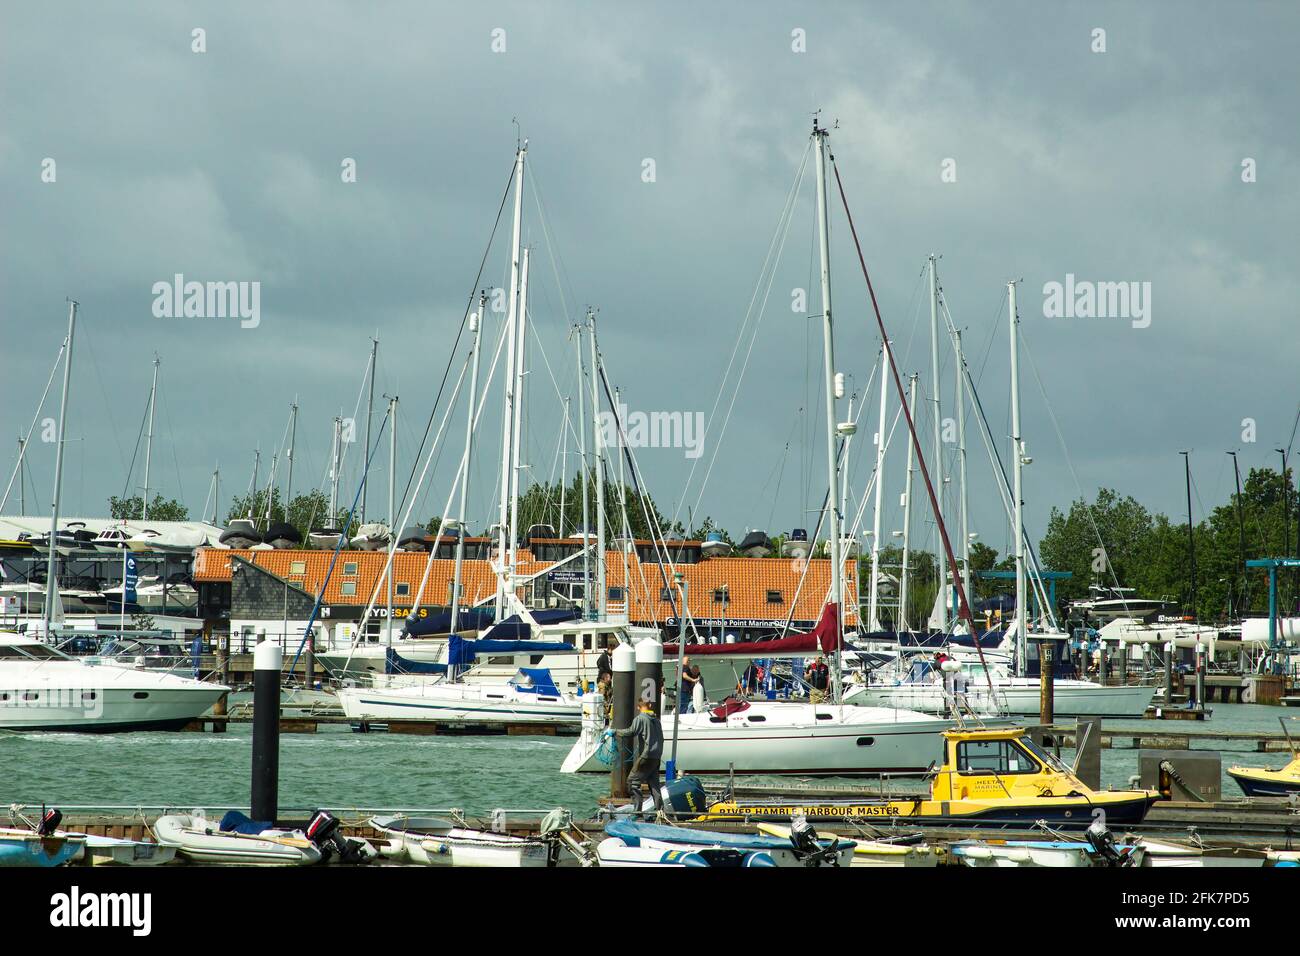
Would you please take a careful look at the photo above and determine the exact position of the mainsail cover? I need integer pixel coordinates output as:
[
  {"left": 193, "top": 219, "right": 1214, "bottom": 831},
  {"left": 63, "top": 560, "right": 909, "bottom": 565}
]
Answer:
[{"left": 664, "top": 603, "right": 840, "bottom": 658}]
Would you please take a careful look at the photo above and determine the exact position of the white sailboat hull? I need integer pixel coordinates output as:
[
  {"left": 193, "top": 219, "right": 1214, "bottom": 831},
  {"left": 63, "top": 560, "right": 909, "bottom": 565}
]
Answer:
[
  {"left": 846, "top": 679, "right": 1156, "bottom": 717},
  {"left": 337, "top": 680, "right": 580, "bottom": 726},
  {"left": 562, "top": 699, "right": 953, "bottom": 775}
]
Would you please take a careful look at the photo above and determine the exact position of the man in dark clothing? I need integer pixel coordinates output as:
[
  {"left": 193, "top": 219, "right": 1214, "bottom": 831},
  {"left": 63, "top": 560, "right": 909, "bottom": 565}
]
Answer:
[
  {"left": 680, "top": 656, "right": 703, "bottom": 712},
  {"left": 595, "top": 640, "right": 615, "bottom": 685},
  {"left": 609, "top": 701, "right": 665, "bottom": 815}
]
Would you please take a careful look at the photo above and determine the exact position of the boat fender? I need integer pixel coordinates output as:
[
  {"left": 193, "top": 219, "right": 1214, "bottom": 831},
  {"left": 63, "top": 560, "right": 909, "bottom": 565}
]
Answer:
[{"left": 38, "top": 808, "right": 63, "bottom": 837}]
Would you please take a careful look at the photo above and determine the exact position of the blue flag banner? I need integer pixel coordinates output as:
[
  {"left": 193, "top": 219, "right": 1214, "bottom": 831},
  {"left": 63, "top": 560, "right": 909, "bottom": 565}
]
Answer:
[{"left": 124, "top": 555, "right": 138, "bottom": 605}]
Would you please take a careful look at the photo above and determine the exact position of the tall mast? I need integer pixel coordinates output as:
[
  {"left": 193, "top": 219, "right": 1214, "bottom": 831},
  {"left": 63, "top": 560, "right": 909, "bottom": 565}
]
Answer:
[
  {"left": 361, "top": 338, "right": 377, "bottom": 523},
  {"left": 954, "top": 327, "right": 972, "bottom": 625},
  {"left": 588, "top": 310, "right": 607, "bottom": 619},
  {"left": 330, "top": 418, "right": 342, "bottom": 526},
  {"left": 615, "top": 384, "right": 631, "bottom": 614},
  {"left": 210, "top": 465, "right": 220, "bottom": 525},
  {"left": 508, "top": 248, "right": 530, "bottom": 585},
  {"left": 387, "top": 394, "right": 398, "bottom": 643},
  {"left": 1182, "top": 451, "right": 1197, "bottom": 620},
  {"left": 899, "top": 373, "right": 917, "bottom": 632},
  {"left": 496, "top": 142, "right": 526, "bottom": 616},
  {"left": 285, "top": 400, "right": 298, "bottom": 509},
  {"left": 450, "top": 300, "right": 482, "bottom": 637},
  {"left": 1228, "top": 450, "right": 1247, "bottom": 619},
  {"left": 575, "top": 322, "right": 591, "bottom": 617},
  {"left": 813, "top": 120, "right": 843, "bottom": 620},
  {"left": 1009, "top": 280, "right": 1027, "bottom": 672},
  {"left": 43, "top": 300, "right": 77, "bottom": 635},
  {"left": 248, "top": 448, "right": 261, "bottom": 521},
  {"left": 927, "top": 256, "right": 946, "bottom": 629},
  {"left": 142, "top": 354, "right": 159, "bottom": 519},
  {"left": 18, "top": 437, "right": 25, "bottom": 515},
  {"left": 559, "top": 397, "right": 569, "bottom": 538},
  {"left": 868, "top": 342, "right": 888, "bottom": 632}
]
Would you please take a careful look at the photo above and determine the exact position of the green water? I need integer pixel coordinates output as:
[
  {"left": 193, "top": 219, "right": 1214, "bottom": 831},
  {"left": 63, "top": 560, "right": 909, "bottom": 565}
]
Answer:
[{"left": 3, "top": 703, "right": 1293, "bottom": 814}]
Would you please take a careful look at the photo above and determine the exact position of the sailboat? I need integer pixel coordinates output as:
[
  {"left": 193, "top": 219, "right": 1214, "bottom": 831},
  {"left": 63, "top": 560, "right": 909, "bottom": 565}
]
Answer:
[{"left": 565, "top": 121, "right": 961, "bottom": 777}]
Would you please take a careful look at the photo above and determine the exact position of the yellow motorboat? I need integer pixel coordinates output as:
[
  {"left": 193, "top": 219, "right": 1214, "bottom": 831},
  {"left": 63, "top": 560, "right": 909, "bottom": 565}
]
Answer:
[
  {"left": 698, "top": 726, "right": 1158, "bottom": 829},
  {"left": 1228, "top": 717, "right": 1300, "bottom": 797}
]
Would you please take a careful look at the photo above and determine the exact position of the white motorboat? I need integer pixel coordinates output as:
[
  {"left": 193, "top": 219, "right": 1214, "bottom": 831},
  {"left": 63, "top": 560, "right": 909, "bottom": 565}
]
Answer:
[
  {"left": 779, "top": 528, "right": 809, "bottom": 558},
  {"left": 103, "top": 573, "right": 198, "bottom": 612},
  {"left": 370, "top": 815, "right": 549, "bottom": 867},
  {"left": 218, "top": 519, "right": 261, "bottom": 549},
  {"left": 309, "top": 527, "right": 344, "bottom": 550},
  {"left": 737, "top": 529, "right": 770, "bottom": 558},
  {"left": 349, "top": 522, "right": 390, "bottom": 551},
  {"left": 1068, "top": 586, "right": 1170, "bottom": 621},
  {"left": 126, "top": 529, "right": 163, "bottom": 552},
  {"left": 149, "top": 528, "right": 209, "bottom": 555},
  {"left": 92, "top": 526, "right": 133, "bottom": 552},
  {"left": 338, "top": 666, "right": 581, "bottom": 727},
  {"left": 263, "top": 521, "right": 303, "bottom": 549},
  {"left": 153, "top": 814, "right": 321, "bottom": 866},
  {"left": 0, "top": 632, "right": 228, "bottom": 731},
  {"left": 562, "top": 695, "right": 954, "bottom": 775},
  {"left": 597, "top": 820, "right": 853, "bottom": 868},
  {"left": 699, "top": 532, "right": 731, "bottom": 558}
]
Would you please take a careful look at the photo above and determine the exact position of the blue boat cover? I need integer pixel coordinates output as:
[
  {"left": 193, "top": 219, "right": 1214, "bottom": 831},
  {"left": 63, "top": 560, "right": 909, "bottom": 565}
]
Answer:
[
  {"left": 385, "top": 646, "right": 449, "bottom": 675},
  {"left": 404, "top": 607, "right": 496, "bottom": 638},
  {"left": 220, "top": 810, "right": 273, "bottom": 835},
  {"left": 512, "top": 667, "right": 562, "bottom": 696},
  {"left": 447, "top": 634, "right": 577, "bottom": 666},
  {"left": 480, "top": 607, "right": 581, "bottom": 642}
]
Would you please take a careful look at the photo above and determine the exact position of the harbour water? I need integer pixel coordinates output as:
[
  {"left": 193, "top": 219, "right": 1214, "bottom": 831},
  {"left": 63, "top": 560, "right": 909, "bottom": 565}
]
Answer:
[{"left": 5, "top": 702, "right": 1292, "bottom": 814}]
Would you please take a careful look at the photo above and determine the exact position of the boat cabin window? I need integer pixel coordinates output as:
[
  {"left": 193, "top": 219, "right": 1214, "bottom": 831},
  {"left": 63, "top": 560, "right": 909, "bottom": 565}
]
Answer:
[{"left": 956, "top": 739, "right": 1042, "bottom": 775}]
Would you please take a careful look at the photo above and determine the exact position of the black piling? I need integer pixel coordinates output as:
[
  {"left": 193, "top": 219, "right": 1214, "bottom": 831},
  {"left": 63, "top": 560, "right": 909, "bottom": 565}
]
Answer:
[{"left": 251, "top": 640, "right": 282, "bottom": 822}]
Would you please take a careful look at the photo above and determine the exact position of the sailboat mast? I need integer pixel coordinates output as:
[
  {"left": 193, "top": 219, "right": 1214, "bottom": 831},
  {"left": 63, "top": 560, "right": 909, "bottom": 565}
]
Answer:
[
  {"left": 43, "top": 299, "right": 77, "bottom": 635},
  {"left": 361, "top": 338, "right": 377, "bottom": 523},
  {"left": 954, "top": 327, "right": 972, "bottom": 622},
  {"left": 387, "top": 394, "right": 398, "bottom": 643},
  {"left": 329, "top": 419, "right": 340, "bottom": 525},
  {"left": 900, "top": 373, "right": 917, "bottom": 632},
  {"left": 285, "top": 401, "right": 298, "bottom": 509},
  {"left": 559, "top": 397, "right": 569, "bottom": 538},
  {"left": 1009, "top": 280, "right": 1027, "bottom": 672},
  {"left": 589, "top": 310, "right": 607, "bottom": 619},
  {"left": 210, "top": 466, "right": 220, "bottom": 525},
  {"left": 575, "top": 323, "right": 591, "bottom": 618},
  {"left": 812, "top": 121, "right": 843, "bottom": 618},
  {"left": 1182, "top": 450, "right": 1197, "bottom": 620},
  {"left": 927, "top": 257, "right": 946, "bottom": 629},
  {"left": 496, "top": 143, "right": 526, "bottom": 617},
  {"left": 142, "top": 354, "right": 159, "bottom": 519},
  {"left": 1229, "top": 450, "right": 1247, "bottom": 619},
  {"left": 615, "top": 385, "right": 631, "bottom": 612},
  {"left": 450, "top": 304, "right": 481, "bottom": 638},
  {"left": 508, "top": 248, "right": 530, "bottom": 585},
  {"left": 868, "top": 342, "right": 888, "bottom": 632}
]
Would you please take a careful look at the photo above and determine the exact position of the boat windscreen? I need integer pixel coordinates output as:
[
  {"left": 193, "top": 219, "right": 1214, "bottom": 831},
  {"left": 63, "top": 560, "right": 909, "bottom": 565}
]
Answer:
[{"left": 1017, "top": 735, "right": 1073, "bottom": 775}]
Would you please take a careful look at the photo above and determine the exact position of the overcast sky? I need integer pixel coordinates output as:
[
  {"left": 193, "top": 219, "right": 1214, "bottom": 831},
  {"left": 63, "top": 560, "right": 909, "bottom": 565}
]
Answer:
[{"left": 2, "top": 1, "right": 1297, "bottom": 564}]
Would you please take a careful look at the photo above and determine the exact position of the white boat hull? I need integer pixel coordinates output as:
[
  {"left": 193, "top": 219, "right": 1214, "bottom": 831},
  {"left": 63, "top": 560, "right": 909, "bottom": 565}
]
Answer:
[
  {"left": 338, "top": 681, "right": 580, "bottom": 726},
  {"left": 846, "top": 679, "right": 1156, "bottom": 717}
]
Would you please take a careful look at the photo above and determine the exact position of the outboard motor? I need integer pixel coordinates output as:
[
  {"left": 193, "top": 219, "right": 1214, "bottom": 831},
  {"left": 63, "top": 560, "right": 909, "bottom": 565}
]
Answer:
[
  {"left": 305, "top": 810, "right": 368, "bottom": 864},
  {"left": 788, "top": 814, "right": 842, "bottom": 868},
  {"left": 38, "top": 808, "right": 63, "bottom": 837},
  {"left": 1084, "top": 818, "right": 1127, "bottom": 867}
]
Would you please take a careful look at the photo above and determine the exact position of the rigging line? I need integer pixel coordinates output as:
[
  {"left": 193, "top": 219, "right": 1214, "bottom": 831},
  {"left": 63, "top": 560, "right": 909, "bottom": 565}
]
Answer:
[
  {"left": 0, "top": 340, "right": 65, "bottom": 513},
  {"left": 79, "top": 321, "right": 128, "bottom": 479},
  {"left": 687, "top": 154, "right": 809, "bottom": 526},
  {"left": 830, "top": 154, "right": 990, "bottom": 685},
  {"left": 119, "top": 392, "right": 152, "bottom": 504},
  {"left": 526, "top": 164, "right": 580, "bottom": 333},
  {"left": 156, "top": 366, "right": 187, "bottom": 510},
  {"left": 672, "top": 141, "right": 813, "bottom": 529},
  {"left": 395, "top": 157, "right": 517, "bottom": 522}
]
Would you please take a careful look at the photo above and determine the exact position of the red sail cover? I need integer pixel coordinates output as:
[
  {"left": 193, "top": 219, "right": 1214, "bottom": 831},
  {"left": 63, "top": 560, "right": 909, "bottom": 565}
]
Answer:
[{"left": 664, "top": 603, "right": 840, "bottom": 657}]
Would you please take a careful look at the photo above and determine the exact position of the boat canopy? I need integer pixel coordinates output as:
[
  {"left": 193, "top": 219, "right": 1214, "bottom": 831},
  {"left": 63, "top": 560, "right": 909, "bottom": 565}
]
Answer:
[
  {"left": 447, "top": 635, "right": 576, "bottom": 667},
  {"left": 511, "top": 668, "right": 562, "bottom": 696},
  {"left": 479, "top": 607, "right": 581, "bottom": 642},
  {"left": 384, "top": 647, "right": 449, "bottom": 675},
  {"left": 404, "top": 607, "right": 495, "bottom": 638}
]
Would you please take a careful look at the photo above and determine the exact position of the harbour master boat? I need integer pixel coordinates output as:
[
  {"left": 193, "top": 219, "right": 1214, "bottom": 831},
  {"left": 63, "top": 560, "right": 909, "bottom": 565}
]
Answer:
[
  {"left": 0, "top": 632, "right": 228, "bottom": 731},
  {"left": 697, "top": 725, "right": 1159, "bottom": 829},
  {"left": 1227, "top": 718, "right": 1300, "bottom": 797}
]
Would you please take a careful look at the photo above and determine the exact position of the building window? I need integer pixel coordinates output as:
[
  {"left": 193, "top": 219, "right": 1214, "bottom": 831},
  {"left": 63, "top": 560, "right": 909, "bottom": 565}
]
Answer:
[
  {"left": 289, "top": 560, "right": 306, "bottom": 575},
  {"left": 608, "top": 587, "right": 625, "bottom": 601},
  {"left": 395, "top": 582, "right": 410, "bottom": 597},
  {"left": 712, "top": 587, "right": 728, "bottom": 604},
  {"left": 343, "top": 562, "right": 358, "bottom": 576},
  {"left": 341, "top": 582, "right": 357, "bottom": 596},
  {"left": 766, "top": 589, "right": 784, "bottom": 604},
  {"left": 660, "top": 587, "right": 673, "bottom": 602}
]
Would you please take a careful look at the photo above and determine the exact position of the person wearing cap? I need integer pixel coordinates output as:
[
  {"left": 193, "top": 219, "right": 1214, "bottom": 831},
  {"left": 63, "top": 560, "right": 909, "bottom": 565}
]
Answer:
[{"left": 606, "top": 700, "right": 665, "bottom": 816}]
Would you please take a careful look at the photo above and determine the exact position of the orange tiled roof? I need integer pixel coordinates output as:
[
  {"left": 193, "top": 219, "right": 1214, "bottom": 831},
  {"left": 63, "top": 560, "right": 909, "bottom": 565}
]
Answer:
[{"left": 193, "top": 547, "right": 858, "bottom": 624}]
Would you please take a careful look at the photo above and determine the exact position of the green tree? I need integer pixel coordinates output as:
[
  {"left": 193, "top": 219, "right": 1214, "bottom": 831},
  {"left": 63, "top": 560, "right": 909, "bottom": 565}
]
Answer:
[{"left": 109, "top": 494, "right": 188, "bottom": 521}]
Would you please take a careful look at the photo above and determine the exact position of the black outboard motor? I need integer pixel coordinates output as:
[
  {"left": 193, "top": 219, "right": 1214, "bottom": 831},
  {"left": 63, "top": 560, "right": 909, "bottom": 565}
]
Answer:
[
  {"left": 788, "top": 815, "right": 843, "bottom": 868},
  {"left": 1084, "top": 818, "right": 1128, "bottom": 867},
  {"left": 305, "top": 810, "right": 368, "bottom": 864},
  {"left": 38, "top": 808, "right": 63, "bottom": 836}
]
